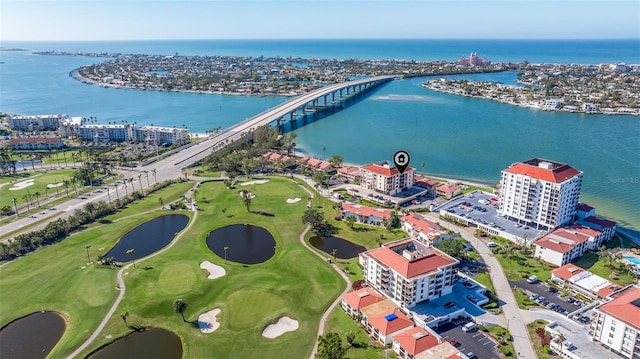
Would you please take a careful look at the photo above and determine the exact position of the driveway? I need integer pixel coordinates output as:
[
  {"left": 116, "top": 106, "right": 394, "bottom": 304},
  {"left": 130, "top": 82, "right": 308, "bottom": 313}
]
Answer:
[{"left": 436, "top": 322, "right": 501, "bottom": 359}]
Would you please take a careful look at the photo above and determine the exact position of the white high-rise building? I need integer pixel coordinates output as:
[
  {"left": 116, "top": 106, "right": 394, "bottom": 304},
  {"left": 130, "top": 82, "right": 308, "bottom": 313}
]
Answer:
[
  {"left": 497, "top": 158, "right": 582, "bottom": 231},
  {"left": 360, "top": 238, "right": 458, "bottom": 308}
]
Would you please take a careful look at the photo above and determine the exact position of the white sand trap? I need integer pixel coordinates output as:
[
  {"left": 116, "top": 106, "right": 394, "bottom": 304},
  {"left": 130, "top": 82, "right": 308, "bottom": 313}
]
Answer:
[
  {"left": 198, "top": 308, "right": 221, "bottom": 333},
  {"left": 200, "top": 261, "right": 226, "bottom": 279},
  {"left": 262, "top": 316, "right": 299, "bottom": 339},
  {"left": 9, "top": 179, "right": 35, "bottom": 191},
  {"left": 47, "top": 182, "right": 64, "bottom": 188},
  {"left": 240, "top": 179, "right": 270, "bottom": 186},
  {"left": 286, "top": 197, "right": 301, "bottom": 204}
]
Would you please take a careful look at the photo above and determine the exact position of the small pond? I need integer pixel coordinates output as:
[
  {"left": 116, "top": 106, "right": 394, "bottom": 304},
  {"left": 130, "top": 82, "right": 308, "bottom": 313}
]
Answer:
[
  {"left": 105, "top": 214, "right": 189, "bottom": 262},
  {"left": 0, "top": 311, "right": 66, "bottom": 359},
  {"left": 205, "top": 224, "right": 276, "bottom": 265},
  {"left": 90, "top": 327, "right": 182, "bottom": 359},
  {"left": 309, "top": 236, "right": 366, "bottom": 259}
]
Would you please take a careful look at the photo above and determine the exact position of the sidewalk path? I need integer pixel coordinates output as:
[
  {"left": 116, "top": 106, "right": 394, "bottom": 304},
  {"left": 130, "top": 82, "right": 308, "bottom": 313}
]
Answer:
[
  {"left": 293, "top": 177, "right": 351, "bottom": 359},
  {"left": 424, "top": 212, "right": 538, "bottom": 359},
  {"left": 67, "top": 183, "right": 199, "bottom": 359}
]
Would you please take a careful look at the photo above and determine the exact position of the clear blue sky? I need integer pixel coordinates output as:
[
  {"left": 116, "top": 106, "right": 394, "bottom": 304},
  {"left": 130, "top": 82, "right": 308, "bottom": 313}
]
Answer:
[{"left": 1, "top": 0, "right": 639, "bottom": 41}]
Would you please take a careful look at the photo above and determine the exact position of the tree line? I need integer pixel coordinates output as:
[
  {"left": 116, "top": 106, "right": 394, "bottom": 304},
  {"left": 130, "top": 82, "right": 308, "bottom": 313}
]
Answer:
[{"left": 0, "top": 179, "right": 182, "bottom": 261}]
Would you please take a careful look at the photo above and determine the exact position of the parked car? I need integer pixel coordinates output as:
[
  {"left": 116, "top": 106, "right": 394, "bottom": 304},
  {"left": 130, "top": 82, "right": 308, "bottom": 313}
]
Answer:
[
  {"left": 467, "top": 352, "right": 476, "bottom": 359},
  {"left": 449, "top": 339, "right": 461, "bottom": 347}
]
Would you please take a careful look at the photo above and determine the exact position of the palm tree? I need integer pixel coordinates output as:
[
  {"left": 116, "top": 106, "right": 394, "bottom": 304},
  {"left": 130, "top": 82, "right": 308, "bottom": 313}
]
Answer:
[
  {"left": 138, "top": 174, "right": 143, "bottom": 191},
  {"left": 173, "top": 299, "right": 187, "bottom": 322},
  {"left": 144, "top": 170, "right": 150, "bottom": 186},
  {"left": 159, "top": 197, "right": 164, "bottom": 209},
  {"left": 22, "top": 194, "right": 31, "bottom": 213},
  {"left": 12, "top": 197, "right": 18, "bottom": 218},
  {"left": 85, "top": 245, "right": 91, "bottom": 263},
  {"left": 346, "top": 215, "right": 356, "bottom": 229},
  {"left": 128, "top": 177, "right": 135, "bottom": 193},
  {"left": 331, "top": 249, "right": 338, "bottom": 262},
  {"left": 123, "top": 181, "right": 129, "bottom": 196},
  {"left": 224, "top": 246, "right": 229, "bottom": 264},
  {"left": 241, "top": 190, "right": 252, "bottom": 212},
  {"left": 33, "top": 191, "right": 41, "bottom": 208},
  {"left": 152, "top": 168, "right": 157, "bottom": 183},
  {"left": 126, "top": 248, "right": 136, "bottom": 267}
]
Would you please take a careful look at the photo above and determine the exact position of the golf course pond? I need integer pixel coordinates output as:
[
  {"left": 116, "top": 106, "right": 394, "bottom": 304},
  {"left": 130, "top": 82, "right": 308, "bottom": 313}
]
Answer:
[
  {"left": 0, "top": 311, "right": 66, "bottom": 359},
  {"left": 309, "top": 236, "right": 367, "bottom": 259},
  {"left": 105, "top": 214, "right": 189, "bottom": 261},
  {"left": 205, "top": 224, "right": 276, "bottom": 265},
  {"left": 89, "top": 327, "right": 182, "bottom": 359}
]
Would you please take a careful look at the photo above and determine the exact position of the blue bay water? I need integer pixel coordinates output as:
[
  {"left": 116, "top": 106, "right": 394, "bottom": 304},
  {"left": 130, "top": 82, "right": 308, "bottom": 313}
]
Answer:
[{"left": 1, "top": 39, "right": 639, "bottom": 231}]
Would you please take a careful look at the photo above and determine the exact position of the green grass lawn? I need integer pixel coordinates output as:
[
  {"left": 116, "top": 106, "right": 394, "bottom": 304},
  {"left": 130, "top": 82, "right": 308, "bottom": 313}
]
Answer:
[
  {"left": 74, "top": 176, "right": 345, "bottom": 358},
  {"left": 0, "top": 169, "right": 79, "bottom": 210},
  {"left": 572, "top": 252, "right": 637, "bottom": 286},
  {"left": 323, "top": 307, "right": 384, "bottom": 359}
]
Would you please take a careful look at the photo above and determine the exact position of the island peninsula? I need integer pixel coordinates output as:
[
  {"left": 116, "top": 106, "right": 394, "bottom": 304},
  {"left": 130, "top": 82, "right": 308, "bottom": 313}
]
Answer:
[{"left": 35, "top": 50, "right": 640, "bottom": 115}]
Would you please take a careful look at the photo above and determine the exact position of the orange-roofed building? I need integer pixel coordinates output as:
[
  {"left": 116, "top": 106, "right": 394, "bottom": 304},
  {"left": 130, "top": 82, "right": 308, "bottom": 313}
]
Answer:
[
  {"left": 366, "top": 308, "right": 414, "bottom": 345},
  {"left": 534, "top": 227, "right": 590, "bottom": 266},
  {"left": 360, "top": 160, "right": 415, "bottom": 195},
  {"left": 361, "top": 238, "right": 458, "bottom": 308},
  {"left": 591, "top": 285, "right": 640, "bottom": 358},
  {"left": 337, "top": 166, "right": 361, "bottom": 182},
  {"left": 497, "top": 158, "right": 583, "bottom": 231},
  {"left": 401, "top": 214, "right": 452, "bottom": 246},
  {"left": 413, "top": 341, "right": 462, "bottom": 359},
  {"left": 341, "top": 287, "right": 385, "bottom": 317},
  {"left": 551, "top": 264, "right": 621, "bottom": 299},
  {"left": 435, "top": 184, "right": 461, "bottom": 200},
  {"left": 392, "top": 326, "right": 442, "bottom": 359},
  {"left": 341, "top": 203, "right": 391, "bottom": 227}
]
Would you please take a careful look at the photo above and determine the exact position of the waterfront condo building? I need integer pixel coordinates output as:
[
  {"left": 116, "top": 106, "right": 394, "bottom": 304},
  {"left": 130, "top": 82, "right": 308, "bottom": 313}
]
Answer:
[
  {"left": 497, "top": 158, "right": 583, "bottom": 231},
  {"left": 590, "top": 285, "right": 640, "bottom": 358},
  {"left": 360, "top": 238, "right": 458, "bottom": 308},
  {"left": 360, "top": 160, "right": 415, "bottom": 196},
  {"left": 8, "top": 114, "right": 69, "bottom": 131}
]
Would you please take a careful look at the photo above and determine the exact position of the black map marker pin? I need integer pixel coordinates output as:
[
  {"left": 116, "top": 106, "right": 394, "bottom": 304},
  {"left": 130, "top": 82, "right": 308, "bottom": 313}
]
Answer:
[{"left": 393, "top": 150, "right": 410, "bottom": 174}]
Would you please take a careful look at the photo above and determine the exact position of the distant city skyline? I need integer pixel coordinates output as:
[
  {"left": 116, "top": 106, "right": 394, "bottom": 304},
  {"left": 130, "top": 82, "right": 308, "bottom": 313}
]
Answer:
[{"left": 1, "top": 0, "right": 639, "bottom": 42}]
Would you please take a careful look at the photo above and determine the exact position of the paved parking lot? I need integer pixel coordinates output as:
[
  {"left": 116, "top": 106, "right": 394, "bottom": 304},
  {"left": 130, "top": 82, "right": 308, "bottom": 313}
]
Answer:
[
  {"left": 436, "top": 322, "right": 501, "bottom": 359},
  {"left": 510, "top": 279, "right": 584, "bottom": 315}
]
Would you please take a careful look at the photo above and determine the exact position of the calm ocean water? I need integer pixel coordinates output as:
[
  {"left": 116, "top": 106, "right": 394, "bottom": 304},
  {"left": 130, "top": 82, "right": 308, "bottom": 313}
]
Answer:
[{"left": 1, "top": 39, "right": 639, "bottom": 231}]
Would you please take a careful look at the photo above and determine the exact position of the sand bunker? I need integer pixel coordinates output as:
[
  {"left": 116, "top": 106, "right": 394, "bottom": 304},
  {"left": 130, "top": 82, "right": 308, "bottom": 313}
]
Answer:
[
  {"left": 240, "top": 179, "right": 269, "bottom": 186},
  {"left": 200, "top": 261, "right": 226, "bottom": 279},
  {"left": 286, "top": 197, "right": 301, "bottom": 204},
  {"left": 47, "top": 182, "right": 64, "bottom": 188},
  {"left": 198, "top": 308, "right": 221, "bottom": 334},
  {"left": 9, "top": 179, "right": 35, "bottom": 191},
  {"left": 262, "top": 316, "right": 299, "bottom": 339}
]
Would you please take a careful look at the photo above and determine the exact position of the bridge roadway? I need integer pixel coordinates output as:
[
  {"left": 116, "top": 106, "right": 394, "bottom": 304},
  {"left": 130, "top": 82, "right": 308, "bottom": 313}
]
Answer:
[{"left": 0, "top": 76, "right": 395, "bottom": 240}]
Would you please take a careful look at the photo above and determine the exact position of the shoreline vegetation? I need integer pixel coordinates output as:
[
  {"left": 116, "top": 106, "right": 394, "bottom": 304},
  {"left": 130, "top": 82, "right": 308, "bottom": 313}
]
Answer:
[{"left": 35, "top": 50, "right": 639, "bottom": 116}]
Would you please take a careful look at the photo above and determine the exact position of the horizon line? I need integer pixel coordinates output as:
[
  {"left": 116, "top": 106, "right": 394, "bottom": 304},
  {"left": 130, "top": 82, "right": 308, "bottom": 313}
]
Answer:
[{"left": 2, "top": 37, "right": 639, "bottom": 43}]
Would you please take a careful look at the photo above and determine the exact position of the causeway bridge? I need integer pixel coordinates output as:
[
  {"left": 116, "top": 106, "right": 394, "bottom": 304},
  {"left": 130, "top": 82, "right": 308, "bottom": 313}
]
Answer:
[{"left": 230, "top": 75, "right": 395, "bottom": 134}]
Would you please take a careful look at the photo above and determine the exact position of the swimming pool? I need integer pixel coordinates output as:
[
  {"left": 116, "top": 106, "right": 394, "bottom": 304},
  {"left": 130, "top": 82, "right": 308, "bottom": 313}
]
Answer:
[{"left": 623, "top": 256, "right": 640, "bottom": 265}]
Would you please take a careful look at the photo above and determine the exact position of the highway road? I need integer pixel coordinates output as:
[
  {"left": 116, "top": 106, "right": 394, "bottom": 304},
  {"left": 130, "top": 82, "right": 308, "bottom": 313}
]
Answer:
[{"left": 0, "top": 76, "right": 394, "bottom": 241}]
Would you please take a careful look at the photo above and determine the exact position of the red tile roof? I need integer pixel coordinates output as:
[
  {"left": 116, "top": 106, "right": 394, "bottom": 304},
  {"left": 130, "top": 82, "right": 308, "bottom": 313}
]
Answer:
[
  {"left": 436, "top": 184, "right": 460, "bottom": 193},
  {"left": 576, "top": 202, "right": 596, "bottom": 213},
  {"left": 582, "top": 216, "right": 617, "bottom": 229},
  {"left": 367, "top": 239, "right": 457, "bottom": 279},
  {"left": 393, "top": 326, "right": 440, "bottom": 356},
  {"left": 535, "top": 236, "right": 575, "bottom": 254},
  {"left": 401, "top": 214, "right": 442, "bottom": 234},
  {"left": 551, "top": 264, "right": 587, "bottom": 281},
  {"left": 568, "top": 224, "right": 602, "bottom": 238},
  {"left": 598, "top": 286, "right": 640, "bottom": 329},
  {"left": 362, "top": 163, "right": 400, "bottom": 177},
  {"left": 342, "top": 288, "right": 385, "bottom": 310},
  {"left": 504, "top": 161, "right": 581, "bottom": 183},
  {"left": 342, "top": 203, "right": 391, "bottom": 220},
  {"left": 338, "top": 166, "right": 361, "bottom": 176},
  {"left": 596, "top": 284, "right": 622, "bottom": 298},
  {"left": 367, "top": 308, "right": 413, "bottom": 335}
]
